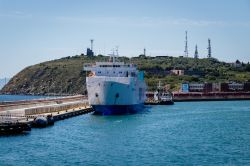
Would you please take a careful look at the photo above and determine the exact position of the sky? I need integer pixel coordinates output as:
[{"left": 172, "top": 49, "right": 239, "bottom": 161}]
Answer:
[{"left": 0, "top": 0, "right": 250, "bottom": 78}]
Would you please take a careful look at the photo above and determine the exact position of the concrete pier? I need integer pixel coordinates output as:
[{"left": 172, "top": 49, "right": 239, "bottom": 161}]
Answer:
[{"left": 0, "top": 95, "right": 93, "bottom": 133}]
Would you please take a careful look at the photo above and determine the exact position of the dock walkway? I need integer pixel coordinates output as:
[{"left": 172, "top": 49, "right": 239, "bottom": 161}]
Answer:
[{"left": 0, "top": 95, "right": 93, "bottom": 134}]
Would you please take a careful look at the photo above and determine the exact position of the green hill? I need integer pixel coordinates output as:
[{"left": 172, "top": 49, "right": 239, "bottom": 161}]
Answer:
[{"left": 1, "top": 55, "right": 250, "bottom": 95}]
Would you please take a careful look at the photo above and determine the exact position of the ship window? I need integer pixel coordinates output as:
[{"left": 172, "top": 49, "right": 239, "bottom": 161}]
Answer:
[
  {"left": 98, "top": 71, "right": 101, "bottom": 73},
  {"left": 113, "top": 71, "right": 115, "bottom": 74},
  {"left": 119, "top": 71, "right": 122, "bottom": 74}
]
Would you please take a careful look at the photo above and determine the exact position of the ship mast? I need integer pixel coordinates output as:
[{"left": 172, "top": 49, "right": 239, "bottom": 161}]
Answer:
[
  {"left": 108, "top": 46, "right": 119, "bottom": 64},
  {"left": 108, "top": 49, "right": 116, "bottom": 63},
  {"left": 112, "top": 49, "right": 115, "bottom": 63}
]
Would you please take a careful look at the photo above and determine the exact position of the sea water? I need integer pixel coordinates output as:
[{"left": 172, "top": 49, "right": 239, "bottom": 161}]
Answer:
[{"left": 0, "top": 96, "right": 250, "bottom": 165}]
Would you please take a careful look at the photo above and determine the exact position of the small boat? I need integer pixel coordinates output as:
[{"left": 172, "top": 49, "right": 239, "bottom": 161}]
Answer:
[{"left": 153, "top": 81, "right": 174, "bottom": 105}]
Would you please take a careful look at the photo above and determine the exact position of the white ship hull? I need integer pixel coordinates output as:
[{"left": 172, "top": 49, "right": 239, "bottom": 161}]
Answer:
[{"left": 86, "top": 76, "right": 146, "bottom": 115}]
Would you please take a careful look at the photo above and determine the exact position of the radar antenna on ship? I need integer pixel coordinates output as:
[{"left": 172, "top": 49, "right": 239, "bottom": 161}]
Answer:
[
  {"left": 115, "top": 46, "right": 119, "bottom": 62},
  {"left": 108, "top": 49, "right": 116, "bottom": 63},
  {"left": 108, "top": 46, "right": 119, "bottom": 63}
]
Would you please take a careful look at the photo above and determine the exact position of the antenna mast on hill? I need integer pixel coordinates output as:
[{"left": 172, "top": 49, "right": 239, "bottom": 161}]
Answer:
[
  {"left": 90, "top": 39, "right": 94, "bottom": 51},
  {"left": 207, "top": 38, "right": 212, "bottom": 58},
  {"left": 194, "top": 45, "right": 199, "bottom": 59},
  {"left": 184, "top": 31, "right": 189, "bottom": 57}
]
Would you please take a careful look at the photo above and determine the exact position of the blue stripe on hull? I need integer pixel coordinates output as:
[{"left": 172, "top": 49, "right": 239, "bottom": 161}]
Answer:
[{"left": 92, "top": 104, "right": 144, "bottom": 115}]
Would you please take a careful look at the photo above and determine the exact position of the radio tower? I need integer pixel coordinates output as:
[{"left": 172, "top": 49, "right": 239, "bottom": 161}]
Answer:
[
  {"left": 90, "top": 39, "right": 94, "bottom": 51},
  {"left": 184, "top": 31, "right": 188, "bottom": 57},
  {"left": 194, "top": 45, "right": 199, "bottom": 59},
  {"left": 207, "top": 38, "right": 212, "bottom": 58}
]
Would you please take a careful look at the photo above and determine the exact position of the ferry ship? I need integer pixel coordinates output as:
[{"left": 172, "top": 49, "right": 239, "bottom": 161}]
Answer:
[{"left": 84, "top": 55, "right": 147, "bottom": 115}]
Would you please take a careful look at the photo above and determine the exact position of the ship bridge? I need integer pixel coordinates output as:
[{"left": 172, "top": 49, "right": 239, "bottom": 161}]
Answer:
[{"left": 84, "top": 62, "right": 140, "bottom": 78}]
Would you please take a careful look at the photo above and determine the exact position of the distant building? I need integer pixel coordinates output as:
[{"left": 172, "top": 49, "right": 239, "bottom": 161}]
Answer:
[
  {"left": 204, "top": 83, "right": 213, "bottom": 93},
  {"left": 86, "top": 39, "right": 95, "bottom": 56},
  {"left": 86, "top": 48, "right": 94, "bottom": 56},
  {"left": 228, "top": 82, "right": 244, "bottom": 91},
  {"left": 244, "top": 83, "right": 250, "bottom": 91},
  {"left": 171, "top": 69, "right": 204, "bottom": 77},
  {"left": 189, "top": 83, "right": 205, "bottom": 92},
  {"left": 220, "top": 82, "right": 244, "bottom": 92},
  {"left": 181, "top": 82, "right": 250, "bottom": 93},
  {"left": 181, "top": 83, "right": 205, "bottom": 92},
  {"left": 181, "top": 83, "right": 189, "bottom": 92},
  {"left": 212, "top": 83, "right": 221, "bottom": 92},
  {"left": 181, "top": 82, "right": 213, "bottom": 93},
  {"left": 220, "top": 83, "right": 229, "bottom": 92},
  {"left": 171, "top": 70, "right": 184, "bottom": 76},
  {"left": 233, "top": 60, "right": 242, "bottom": 68}
]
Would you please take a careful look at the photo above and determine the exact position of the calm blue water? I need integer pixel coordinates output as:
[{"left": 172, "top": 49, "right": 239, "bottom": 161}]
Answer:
[{"left": 0, "top": 95, "right": 250, "bottom": 165}]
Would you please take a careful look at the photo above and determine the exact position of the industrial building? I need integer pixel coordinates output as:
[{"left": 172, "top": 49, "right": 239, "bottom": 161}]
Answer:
[
  {"left": 86, "top": 39, "right": 94, "bottom": 56},
  {"left": 181, "top": 82, "right": 250, "bottom": 93}
]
